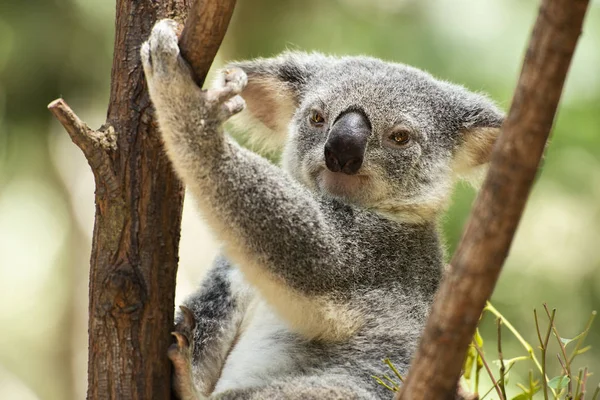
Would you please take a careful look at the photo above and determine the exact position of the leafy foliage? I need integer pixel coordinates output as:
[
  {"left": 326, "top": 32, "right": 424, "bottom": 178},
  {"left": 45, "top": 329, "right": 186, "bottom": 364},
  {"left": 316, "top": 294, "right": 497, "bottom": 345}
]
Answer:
[{"left": 375, "top": 303, "right": 598, "bottom": 400}]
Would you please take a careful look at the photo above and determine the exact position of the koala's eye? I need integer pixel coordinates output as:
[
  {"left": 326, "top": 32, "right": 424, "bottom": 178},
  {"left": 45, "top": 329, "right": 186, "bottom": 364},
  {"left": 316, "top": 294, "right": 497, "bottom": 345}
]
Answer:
[
  {"left": 309, "top": 110, "right": 325, "bottom": 127},
  {"left": 389, "top": 130, "right": 411, "bottom": 146}
]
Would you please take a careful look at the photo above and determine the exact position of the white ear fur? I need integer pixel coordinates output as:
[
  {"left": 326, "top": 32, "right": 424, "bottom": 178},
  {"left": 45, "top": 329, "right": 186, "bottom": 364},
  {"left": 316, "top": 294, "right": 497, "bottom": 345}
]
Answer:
[{"left": 452, "top": 127, "right": 500, "bottom": 186}]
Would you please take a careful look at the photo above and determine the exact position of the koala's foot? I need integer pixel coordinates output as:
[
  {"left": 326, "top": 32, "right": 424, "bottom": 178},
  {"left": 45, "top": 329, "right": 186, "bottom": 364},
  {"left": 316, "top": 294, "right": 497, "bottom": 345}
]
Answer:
[
  {"left": 141, "top": 19, "right": 246, "bottom": 125},
  {"left": 168, "top": 306, "right": 205, "bottom": 400}
]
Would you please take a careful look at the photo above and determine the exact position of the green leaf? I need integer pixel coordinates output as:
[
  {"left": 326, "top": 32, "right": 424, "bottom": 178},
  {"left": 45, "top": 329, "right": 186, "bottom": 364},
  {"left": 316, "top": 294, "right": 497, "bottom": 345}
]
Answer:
[
  {"left": 492, "top": 358, "right": 520, "bottom": 369},
  {"left": 511, "top": 393, "right": 530, "bottom": 400},
  {"left": 547, "top": 375, "right": 570, "bottom": 390},
  {"left": 475, "top": 328, "right": 484, "bottom": 347},
  {"left": 560, "top": 332, "right": 583, "bottom": 346},
  {"left": 575, "top": 345, "right": 592, "bottom": 355},
  {"left": 463, "top": 345, "right": 476, "bottom": 380}
]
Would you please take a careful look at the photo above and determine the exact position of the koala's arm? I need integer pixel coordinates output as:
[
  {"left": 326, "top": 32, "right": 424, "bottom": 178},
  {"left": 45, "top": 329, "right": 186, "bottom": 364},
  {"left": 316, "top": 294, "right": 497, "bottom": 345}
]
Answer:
[{"left": 142, "top": 21, "right": 354, "bottom": 340}]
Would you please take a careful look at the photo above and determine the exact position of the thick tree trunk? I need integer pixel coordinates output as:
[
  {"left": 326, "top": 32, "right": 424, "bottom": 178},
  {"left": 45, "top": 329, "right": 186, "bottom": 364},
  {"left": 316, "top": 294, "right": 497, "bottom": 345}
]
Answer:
[
  {"left": 398, "top": 0, "right": 591, "bottom": 399},
  {"left": 48, "top": 1, "right": 236, "bottom": 398}
]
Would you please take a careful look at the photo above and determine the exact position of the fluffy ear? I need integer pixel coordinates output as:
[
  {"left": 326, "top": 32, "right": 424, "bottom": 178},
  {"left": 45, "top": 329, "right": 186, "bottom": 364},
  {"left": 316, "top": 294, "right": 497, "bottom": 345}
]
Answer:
[
  {"left": 216, "top": 51, "right": 329, "bottom": 152},
  {"left": 451, "top": 92, "right": 504, "bottom": 183}
]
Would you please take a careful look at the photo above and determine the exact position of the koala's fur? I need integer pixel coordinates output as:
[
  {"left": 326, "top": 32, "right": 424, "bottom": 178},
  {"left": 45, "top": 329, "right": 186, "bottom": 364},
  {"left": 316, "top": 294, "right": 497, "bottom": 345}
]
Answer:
[{"left": 141, "top": 20, "right": 504, "bottom": 400}]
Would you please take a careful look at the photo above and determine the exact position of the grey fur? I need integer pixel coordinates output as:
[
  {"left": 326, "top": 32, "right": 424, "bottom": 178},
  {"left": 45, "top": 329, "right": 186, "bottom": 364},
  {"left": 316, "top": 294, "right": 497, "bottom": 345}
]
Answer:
[{"left": 141, "top": 20, "right": 503, "bottom": 400}]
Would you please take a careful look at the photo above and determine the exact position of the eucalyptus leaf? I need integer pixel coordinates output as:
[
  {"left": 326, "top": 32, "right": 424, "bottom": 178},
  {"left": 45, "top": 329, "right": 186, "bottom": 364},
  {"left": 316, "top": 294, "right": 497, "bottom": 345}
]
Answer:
[
  {"left": 475, "top": 328, "right": 484, "bottom": 347},
  {"left": 463, "top": 346, "right": 475, "bottom": 380},
  {"left": 547, "top": 375, "right": 570, "bottom": 390},
  {"left": 560, "top": 332, "right": 583, "bottom": 346},
  {"left": 575, "top": 345, "right": 592, "bottom": 355}
]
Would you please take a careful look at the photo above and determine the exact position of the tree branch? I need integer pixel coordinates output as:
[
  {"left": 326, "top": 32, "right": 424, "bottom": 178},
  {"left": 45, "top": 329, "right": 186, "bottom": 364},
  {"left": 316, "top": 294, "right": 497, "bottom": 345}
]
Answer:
[
  {"left": 48, "top": 0, "right": 238, "bottom": 398},
  {"left": 179, "top": 0, "right": 237, "bottom": 87},
  {"left": 48, "top": 98, "right": 120, "bottom": 197},
  {"left": 397, "top": 0, "right": 591, "bottom": 399}
]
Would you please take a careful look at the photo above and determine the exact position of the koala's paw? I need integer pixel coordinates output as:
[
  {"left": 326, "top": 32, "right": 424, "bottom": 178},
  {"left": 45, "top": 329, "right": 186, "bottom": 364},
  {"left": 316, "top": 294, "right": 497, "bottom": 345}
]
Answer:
[
  {"left": 141, "top": 19, "right": 246, "bottom": 124},
  {"left": 168, "top": 306, "right": 202, "bottom": 400},
  {"left": 207, "top": 67, "right": 248, "bottom": 119},
  {"left": 141, "top": 20, "right": 191, "bottom": 90}
]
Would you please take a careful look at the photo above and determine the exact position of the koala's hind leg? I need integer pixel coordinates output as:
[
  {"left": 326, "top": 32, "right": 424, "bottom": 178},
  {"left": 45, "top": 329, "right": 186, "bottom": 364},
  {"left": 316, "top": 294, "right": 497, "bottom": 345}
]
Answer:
[
  {"left": 169, "top": 307, "right": 205, "bottom": 400},
  {"left": 170, "top": 257, "right": 255, "bottom": 398}
]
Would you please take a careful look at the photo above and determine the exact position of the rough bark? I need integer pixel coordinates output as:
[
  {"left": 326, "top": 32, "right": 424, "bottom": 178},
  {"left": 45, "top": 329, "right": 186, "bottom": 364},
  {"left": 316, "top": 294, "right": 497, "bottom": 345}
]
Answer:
[
  {"left": 48, "top": 0, "right": 236, "bottom": 399},
  {"left": 397, "top": 0, "right": 591, "bottom": 399},
  {"left": 180, "top": 1, "right": 237, "bottom": 86}
]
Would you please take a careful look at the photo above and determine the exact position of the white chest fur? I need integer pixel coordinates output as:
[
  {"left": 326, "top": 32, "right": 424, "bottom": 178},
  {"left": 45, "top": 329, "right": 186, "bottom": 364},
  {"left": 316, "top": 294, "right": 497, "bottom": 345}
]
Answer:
[{"left": 212, "top": 299, "right": 303, "bottom": 394}]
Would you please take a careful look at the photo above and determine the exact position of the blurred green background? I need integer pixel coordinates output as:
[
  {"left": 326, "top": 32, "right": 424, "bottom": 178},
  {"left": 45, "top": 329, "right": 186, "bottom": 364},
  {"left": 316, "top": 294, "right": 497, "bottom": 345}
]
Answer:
[{"left": 0, "top": 0, "right": 598, "bottom": 399}]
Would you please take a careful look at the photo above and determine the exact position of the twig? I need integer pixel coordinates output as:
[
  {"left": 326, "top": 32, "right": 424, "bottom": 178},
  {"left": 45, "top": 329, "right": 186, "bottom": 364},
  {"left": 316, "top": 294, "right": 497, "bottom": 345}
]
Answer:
[
  {"left": 384, "top": 358, "right": 405, "bottom": 383},
  {"left": 497, "top": 318, "right": 507, "bottom": 400},
  {"left": 575, "top": 369, "right": 584, "bottom": 400},
  {"left": 591, "top": 383, "right": 600, "bottom": 400},
  {"left": 535, "top": 307, "right": 557, "bottom": 400},
  {"left": 568, "top": 311, "right": 597, "bottom": 365},
  {"left": 581, "top": 368, "right": 589, "bottom": 400},
  {"left": 487, "top": 303, "right": 555, "bottom": 396},
  {"left": 473, "top": 341, "right": 504, "bottom": 400},
  {"left": 373, "top": 375, "right": 397, "bottom": 392},
  {"left": 544, "top": 304, "right": 573, "bottom": 397},
  {"left": 480, "top": 360, "right": 518, "bottom": 400}
]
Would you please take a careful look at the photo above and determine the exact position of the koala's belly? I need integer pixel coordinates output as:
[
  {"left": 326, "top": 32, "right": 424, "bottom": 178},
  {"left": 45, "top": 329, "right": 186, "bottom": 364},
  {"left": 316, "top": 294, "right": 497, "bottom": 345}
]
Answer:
[{"left": 213, "top": 299, "right": 305, "bottom": 394}]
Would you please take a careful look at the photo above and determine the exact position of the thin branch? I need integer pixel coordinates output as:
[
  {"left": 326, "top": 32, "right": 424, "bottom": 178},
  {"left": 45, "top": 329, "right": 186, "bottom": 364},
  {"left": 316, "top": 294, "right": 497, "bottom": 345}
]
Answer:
[
  {"left": 48, "top": 98, "right": 120, "bottom": 197},
  {"left": 575, "top": 369, "right": 584, "bottom": 400},
  {"left": 480, "top": 360, "right": 518, "bottom": 400},
  {"left": 496, "top": 318, "right": 507, "bottom": 400},
  {"left": 544, "top": 304, "right": 573, "bottom": 396},
  {"left": 179, "top": 0, "right": 237, "bottom": 87},
  {"left": 536, "top": 307, "right": 557, "bottom": 400},
  {"left": 591, "top": 383, "right": 600, "bottom": 400},
  {"left": 473, "top": 342, "right": 504, "bottom": 400},
  {"left": 396, "top": 0, "right": 591, "bottom": 398},
  {"left": 581, "top": 368, "right": 589, "bottom": 400},
  {"left": 488, "top": 303, "right": 552, "bottom": 393},
  {"left": 568, "top": 311, "right": 597, "bottom": 365}
]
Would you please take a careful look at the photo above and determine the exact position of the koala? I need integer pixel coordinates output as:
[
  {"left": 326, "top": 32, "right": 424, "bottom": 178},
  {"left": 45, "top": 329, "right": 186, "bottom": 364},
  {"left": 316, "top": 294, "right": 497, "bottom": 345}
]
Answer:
[{"left": 141, "top": 19, "right": 503, "bottom": 400}]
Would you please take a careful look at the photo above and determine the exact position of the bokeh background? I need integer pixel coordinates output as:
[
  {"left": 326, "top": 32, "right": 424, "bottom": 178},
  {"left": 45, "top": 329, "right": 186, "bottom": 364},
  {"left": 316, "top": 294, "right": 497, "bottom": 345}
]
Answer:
[{"left": 0, "top": 0, "right": 599, "bottom": 399}]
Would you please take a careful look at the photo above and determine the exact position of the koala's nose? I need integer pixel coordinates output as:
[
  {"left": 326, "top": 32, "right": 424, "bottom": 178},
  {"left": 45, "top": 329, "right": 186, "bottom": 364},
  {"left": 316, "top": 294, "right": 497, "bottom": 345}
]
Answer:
[{"left": 324, "top": 111, "right": 371, "bottom": 175}]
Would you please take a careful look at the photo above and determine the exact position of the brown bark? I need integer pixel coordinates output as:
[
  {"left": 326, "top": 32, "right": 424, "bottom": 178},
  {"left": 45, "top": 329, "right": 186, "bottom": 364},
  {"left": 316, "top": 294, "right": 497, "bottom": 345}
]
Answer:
[
  {"left": 180, "top": 0, "right": 238, "bottom": 87},
  {"left": 397, "top": 1, "right": 591, "bottom": 399},
  {"left": 48, "top": 0, "right": 236, "bottom": 399}
]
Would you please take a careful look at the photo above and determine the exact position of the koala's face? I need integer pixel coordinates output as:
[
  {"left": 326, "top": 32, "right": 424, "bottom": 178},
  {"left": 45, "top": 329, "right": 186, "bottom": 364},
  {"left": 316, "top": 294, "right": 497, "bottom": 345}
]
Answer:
[{"left": 231, "top": 52, "right": 503, "bottom": 221}]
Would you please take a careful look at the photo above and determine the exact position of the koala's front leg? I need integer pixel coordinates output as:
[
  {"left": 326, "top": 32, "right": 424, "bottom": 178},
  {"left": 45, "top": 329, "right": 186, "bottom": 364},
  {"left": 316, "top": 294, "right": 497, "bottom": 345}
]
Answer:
[
  {"left": 141, "top": 19, "right": 246, "bottom": 164},
  {"left": 142, "top": 21, "right": 356, "bottom": 342}
]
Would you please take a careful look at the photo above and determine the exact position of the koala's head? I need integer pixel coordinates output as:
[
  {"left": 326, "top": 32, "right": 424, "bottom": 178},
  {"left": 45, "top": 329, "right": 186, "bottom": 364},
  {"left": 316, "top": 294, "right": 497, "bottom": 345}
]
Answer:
[{"left": 227, "top": 52, "right": 504, "bottom": 222}]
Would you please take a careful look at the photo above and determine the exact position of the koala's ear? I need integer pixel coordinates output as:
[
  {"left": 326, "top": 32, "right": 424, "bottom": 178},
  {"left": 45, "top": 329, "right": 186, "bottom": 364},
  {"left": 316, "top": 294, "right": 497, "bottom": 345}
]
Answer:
[
  {"left": 218, "top": 52, "right": 328, "bottom": 151},
  {"left": 451, "top": 93, "right": 504, "bottom": 183}
]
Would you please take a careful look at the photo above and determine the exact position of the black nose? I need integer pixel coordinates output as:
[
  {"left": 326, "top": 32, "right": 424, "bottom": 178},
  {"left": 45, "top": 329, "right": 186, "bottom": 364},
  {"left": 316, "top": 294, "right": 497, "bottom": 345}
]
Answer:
[{"left": 324, "top": 111, "right": 371, "bottom": 175}]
